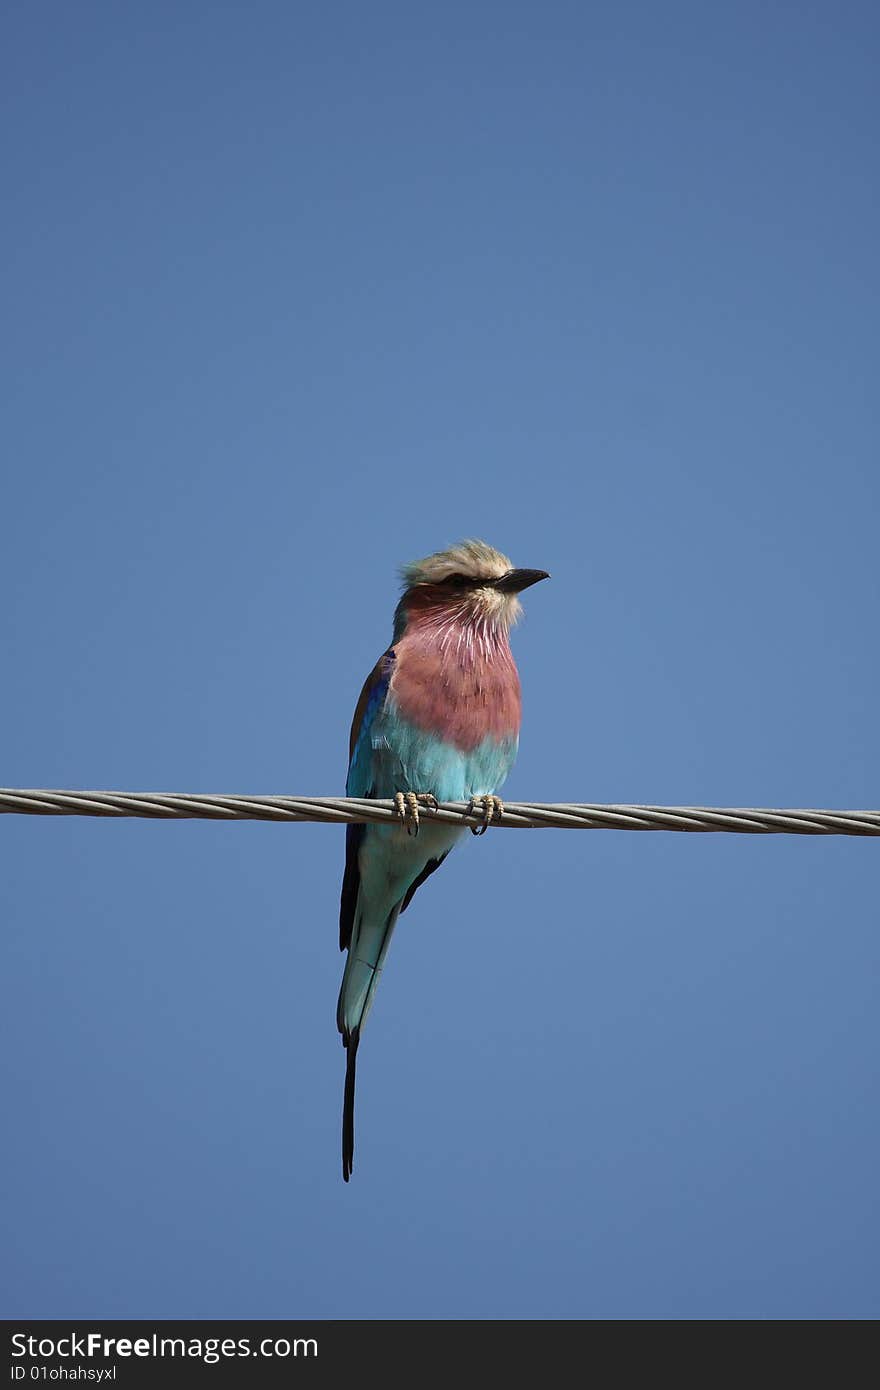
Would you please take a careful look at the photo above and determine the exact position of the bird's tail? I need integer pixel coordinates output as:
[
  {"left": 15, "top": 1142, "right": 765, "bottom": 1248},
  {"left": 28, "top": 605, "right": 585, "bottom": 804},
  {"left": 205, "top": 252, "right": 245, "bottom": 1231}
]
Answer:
[
  {"left": 342, "top": 1028, "right": 359, "bottom": 1183},
  {"left": 337, "top": 900, "right": 403, "bottom": 1182}
]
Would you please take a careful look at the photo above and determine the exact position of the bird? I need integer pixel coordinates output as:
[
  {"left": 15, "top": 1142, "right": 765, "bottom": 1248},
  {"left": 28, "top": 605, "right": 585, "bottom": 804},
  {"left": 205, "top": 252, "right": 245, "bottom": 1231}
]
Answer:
[{"left": 337, "top": 539, "right": 549, "bottom": 1180}]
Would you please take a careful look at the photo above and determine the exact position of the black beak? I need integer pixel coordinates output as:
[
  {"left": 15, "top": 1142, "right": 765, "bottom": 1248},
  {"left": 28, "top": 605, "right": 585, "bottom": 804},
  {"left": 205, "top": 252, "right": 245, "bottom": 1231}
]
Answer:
[{"left": 493, "top": 568, "right": 550, "bottom": 594}]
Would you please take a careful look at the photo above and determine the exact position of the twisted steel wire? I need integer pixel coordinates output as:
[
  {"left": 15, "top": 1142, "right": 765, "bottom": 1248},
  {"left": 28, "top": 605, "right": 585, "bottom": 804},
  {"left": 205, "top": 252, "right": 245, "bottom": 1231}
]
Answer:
[{"left": 0, "top": 788, "right": 878, "bottom": 835}]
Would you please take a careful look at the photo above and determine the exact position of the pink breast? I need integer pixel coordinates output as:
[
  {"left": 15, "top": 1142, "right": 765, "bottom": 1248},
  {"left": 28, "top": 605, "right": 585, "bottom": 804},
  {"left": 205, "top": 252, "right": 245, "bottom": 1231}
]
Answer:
[{"left": 391, "top": 629, "right": 521, "bottom": 751}]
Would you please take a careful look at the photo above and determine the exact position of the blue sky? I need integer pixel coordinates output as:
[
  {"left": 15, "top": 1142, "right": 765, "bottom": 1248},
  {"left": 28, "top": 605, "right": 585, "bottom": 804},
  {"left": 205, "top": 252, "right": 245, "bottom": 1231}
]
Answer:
[{"left": 1, "top": 2, "right": 878, "bottom": 1319}]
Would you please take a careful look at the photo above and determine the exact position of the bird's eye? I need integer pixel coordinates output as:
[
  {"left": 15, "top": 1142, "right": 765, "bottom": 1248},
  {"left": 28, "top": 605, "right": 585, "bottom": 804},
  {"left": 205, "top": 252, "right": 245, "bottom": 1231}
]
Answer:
[{"left": 439, "top": 573, "right": 469, "bottom": 587}]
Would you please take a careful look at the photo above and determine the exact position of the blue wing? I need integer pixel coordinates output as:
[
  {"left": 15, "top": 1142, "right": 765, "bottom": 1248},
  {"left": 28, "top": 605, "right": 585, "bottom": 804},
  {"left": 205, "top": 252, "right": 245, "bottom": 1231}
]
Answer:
[{"left": 339, "top": 650, "right": 394, "bottom": 951}]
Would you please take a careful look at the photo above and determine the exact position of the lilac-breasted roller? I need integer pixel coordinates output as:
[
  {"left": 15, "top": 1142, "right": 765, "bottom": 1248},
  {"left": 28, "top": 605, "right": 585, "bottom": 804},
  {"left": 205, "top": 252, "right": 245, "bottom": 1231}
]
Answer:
[{"left": 338, "top": 539, "right": 549, "bottom": 1180}]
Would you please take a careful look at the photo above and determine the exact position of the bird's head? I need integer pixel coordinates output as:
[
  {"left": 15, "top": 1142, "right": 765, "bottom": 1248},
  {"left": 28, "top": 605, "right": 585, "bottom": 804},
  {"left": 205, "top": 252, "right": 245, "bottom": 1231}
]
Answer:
[{"left": 393, "top": 539, "right": 549, "bottom": 638}]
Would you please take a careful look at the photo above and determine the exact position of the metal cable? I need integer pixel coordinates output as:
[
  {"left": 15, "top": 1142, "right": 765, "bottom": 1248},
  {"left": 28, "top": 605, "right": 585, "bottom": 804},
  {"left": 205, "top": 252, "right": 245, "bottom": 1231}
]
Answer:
[{"left": 0, "top": 789, "right": 878, "bottom": 835}]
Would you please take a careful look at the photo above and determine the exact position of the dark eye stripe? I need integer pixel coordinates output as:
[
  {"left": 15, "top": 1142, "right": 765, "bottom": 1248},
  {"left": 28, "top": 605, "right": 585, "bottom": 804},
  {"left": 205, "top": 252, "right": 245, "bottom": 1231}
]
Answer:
[{"left": 431, "top": 571, "right": 508, "bottom": 590}]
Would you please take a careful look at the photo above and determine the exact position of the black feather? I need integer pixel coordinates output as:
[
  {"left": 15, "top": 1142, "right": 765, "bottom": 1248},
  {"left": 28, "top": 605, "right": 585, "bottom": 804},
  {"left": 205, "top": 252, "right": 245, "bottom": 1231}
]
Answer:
[
  {"left": 342, "top": 1027, "right": 360, "bottom": 1182},
  {"left": 400, "top": 852, "right": 449, "bottom": 913},
  {"left": 339, "top": 822, "right": 364, "bottom": 951}
]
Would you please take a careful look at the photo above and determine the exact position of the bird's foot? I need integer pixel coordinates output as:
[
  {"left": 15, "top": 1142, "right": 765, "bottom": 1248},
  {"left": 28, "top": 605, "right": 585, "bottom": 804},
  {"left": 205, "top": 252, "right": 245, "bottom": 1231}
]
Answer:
[
  {"left": 394, "top": 792, "right": 439, "bottom": 837},
  {"left": 468, "top": 794, "right": 504, "bottom": 835}
]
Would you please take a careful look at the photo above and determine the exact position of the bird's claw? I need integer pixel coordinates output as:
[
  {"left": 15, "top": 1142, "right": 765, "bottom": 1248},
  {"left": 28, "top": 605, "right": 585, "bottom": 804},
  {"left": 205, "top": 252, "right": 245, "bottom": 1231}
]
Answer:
[
  {"left": 394, "top": 792, "right": 438, "bottom": 837},
  {"left": 468, "top": 795, "right": 504, "bottom": 835}
]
